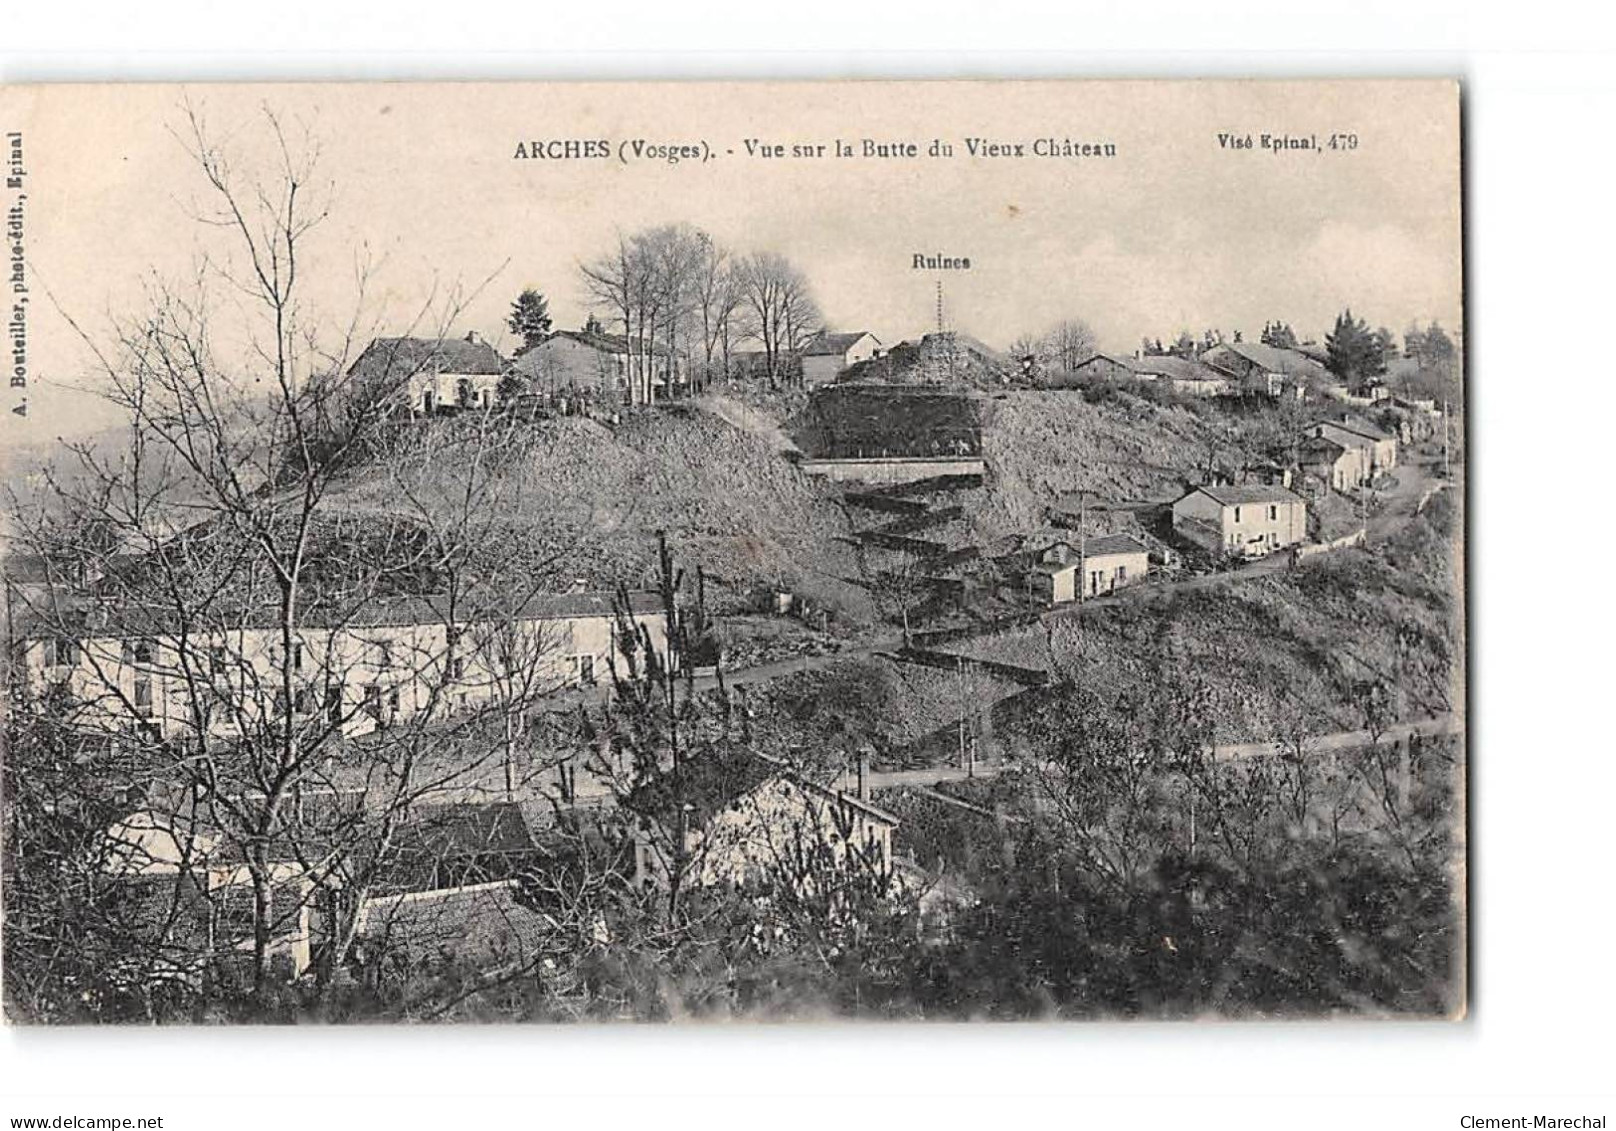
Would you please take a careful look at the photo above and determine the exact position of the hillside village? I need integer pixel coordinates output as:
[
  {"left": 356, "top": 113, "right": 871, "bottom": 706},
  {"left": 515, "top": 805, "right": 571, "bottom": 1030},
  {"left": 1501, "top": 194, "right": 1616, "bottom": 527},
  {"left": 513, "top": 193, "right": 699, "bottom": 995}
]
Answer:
[{"left": 4, "top": 237, "right": 1464, "bottom": 1022}]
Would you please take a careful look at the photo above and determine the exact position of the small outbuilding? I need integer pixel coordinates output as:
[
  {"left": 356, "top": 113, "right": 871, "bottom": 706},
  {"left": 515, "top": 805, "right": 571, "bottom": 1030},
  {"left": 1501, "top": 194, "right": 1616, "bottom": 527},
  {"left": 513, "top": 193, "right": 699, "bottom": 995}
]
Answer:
[{"left": 1026, "top": 533, "right": 1151, "bottom": 604}]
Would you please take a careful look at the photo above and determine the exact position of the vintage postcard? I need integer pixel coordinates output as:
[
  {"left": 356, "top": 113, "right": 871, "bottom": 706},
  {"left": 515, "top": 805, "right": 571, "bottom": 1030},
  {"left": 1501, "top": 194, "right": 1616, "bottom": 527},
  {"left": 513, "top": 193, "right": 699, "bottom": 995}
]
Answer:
[{"left": 0, "top": 80, "right": 1463, "bottom": 1023}]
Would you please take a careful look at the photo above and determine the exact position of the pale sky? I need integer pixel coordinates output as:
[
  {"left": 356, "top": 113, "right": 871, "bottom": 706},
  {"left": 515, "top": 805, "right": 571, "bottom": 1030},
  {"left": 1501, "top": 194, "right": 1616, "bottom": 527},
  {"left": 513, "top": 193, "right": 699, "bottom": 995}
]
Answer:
[{"left": 0, "top": 80, "right": 1461, "bottom": 444}]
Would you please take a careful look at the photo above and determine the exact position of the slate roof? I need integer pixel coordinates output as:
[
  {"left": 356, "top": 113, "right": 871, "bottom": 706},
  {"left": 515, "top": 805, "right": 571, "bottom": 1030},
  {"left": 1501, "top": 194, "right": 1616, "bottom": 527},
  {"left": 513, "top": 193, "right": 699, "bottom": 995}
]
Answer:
[
  {"left": 111, "top": 794, "right": 533, "bottom": 883},
  {"left": 9, "top": 587, "right": 663, "bottom": 641},
  {"left": 1030, "top": 534, "right": 1148, "bottom": 572},
  {"left": 1188, "top": 484, "right": 1306, "bottom": 508},
  {"left": 803, "top": 331, "right": 877, "bottom": 357},
  {"left": 354, "top": 877, "right": 551, "bottom": 959},
  {"left": 516, "top": 329, "right": 678, "bottom": 364},
  {"left": 1082, "top": 533, "right": 1151, "bottom": 558},
  {"left": 1298, "top": 435, "right": 1350, "bottom": 460},
  {"left": 1083, "top": 354, "right": 1227, "bottom": 382},
  {"left": 338, "top": 589, "right": 663, "bottom": 630},
  {"left": 1204, "top": 342, "right": 1331, "bottom": 380},
  {"left": 349, "top": 335, "right": 506, "bottom": 380},
  {"left": 1312, "top": 415, "right": 1395, "bottom": 442},
  {"left": 381, "top": 801, "right": 536, "bottom": 894}
]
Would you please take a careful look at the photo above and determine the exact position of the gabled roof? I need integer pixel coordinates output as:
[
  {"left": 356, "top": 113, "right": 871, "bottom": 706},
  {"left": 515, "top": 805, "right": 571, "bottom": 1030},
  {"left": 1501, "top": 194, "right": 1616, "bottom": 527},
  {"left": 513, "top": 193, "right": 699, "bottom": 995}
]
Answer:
[
  {"left": 1083, "top": 533, "right": 1150, "bottom": 558},
  {"left": 1298, "top": 435, "right": 1350, "bottom": 459},
  {"left": 1312, "top": 415, "right": 1394, "bottom": 442},
  {"left": 804, "top": 331, "right": 878, "bottom": 357},
  {"left": 1081, "top": 353, "right": 1227, "bottom": 382},
  {"left": 1030, "top": 534, "right": 1148, "bottom": 573},
  {"left": 382, "top": 801, "right": 535, "bottom": 893},
  {"left": 349, "top": 335, "right": 506, "bottom": 379},
  {"left": 1184, "top": 483, "right": 1305, "bottom": 508},
  {"left": 1203, "top": 341, "right": 1330, "bottom": 381},
  {"left": 11, "top": 588, "right": 665, "bottom": 640},
  {"left": 108, "top": 795, "right": 532, "bottom": 885},
  {"left": 393, "top": 802, "right": 535, "bottom": 861},
  {"left": 515, "top": 329, "right": 677, "bottom": 366}
]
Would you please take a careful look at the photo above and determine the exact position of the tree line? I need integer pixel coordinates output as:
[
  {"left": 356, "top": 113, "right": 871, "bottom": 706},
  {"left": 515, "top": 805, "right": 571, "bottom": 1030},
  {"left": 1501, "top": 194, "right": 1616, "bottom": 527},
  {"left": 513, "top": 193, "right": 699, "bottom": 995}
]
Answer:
[{"left": 507, "top": 225, "right": 824, "bottom": 405}]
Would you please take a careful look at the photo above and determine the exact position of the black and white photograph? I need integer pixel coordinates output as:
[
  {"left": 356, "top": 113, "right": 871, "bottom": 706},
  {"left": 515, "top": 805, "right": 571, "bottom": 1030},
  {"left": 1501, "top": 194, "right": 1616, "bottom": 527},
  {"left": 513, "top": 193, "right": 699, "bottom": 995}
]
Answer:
[{"left": 0, "top": 79, "right": 1468, "bottom": 1027}]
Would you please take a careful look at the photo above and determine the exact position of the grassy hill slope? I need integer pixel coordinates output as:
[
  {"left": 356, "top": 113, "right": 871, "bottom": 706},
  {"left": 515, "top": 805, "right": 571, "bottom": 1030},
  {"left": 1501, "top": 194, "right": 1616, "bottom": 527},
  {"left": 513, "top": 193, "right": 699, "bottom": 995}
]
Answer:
[
  {"left": 965, "top": 391, "right": 1234, "bottom": 542},
  {"left": 324, "top": 405, "right": 872, "bottom": 619}
]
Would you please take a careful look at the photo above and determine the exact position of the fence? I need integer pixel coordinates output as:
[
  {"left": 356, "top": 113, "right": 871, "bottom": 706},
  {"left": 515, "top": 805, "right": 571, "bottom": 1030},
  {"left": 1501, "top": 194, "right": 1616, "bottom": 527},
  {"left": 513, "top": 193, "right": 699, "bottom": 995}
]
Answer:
[{"left": 1294, "top": 527, "right": 1367, "bottom": 561}]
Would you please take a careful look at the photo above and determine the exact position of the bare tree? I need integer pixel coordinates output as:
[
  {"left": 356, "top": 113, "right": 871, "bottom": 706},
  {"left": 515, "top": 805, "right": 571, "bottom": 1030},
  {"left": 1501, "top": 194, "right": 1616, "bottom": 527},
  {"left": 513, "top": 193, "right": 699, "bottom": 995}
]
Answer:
[
  {"left": 1045, "top": 319, "right": 1099, "bottom": 374},
  {"left": 691, "top": 233, "right": 745, "bottom": 391},
  {"left": 738, "top": 251, "right": 820, "bottom": 389},
  {"left": 3, "top": 105, "right": 569, "bottom": 1019},
  {"left": 579, "top": 224, "right": 707, "bottom": 405}
]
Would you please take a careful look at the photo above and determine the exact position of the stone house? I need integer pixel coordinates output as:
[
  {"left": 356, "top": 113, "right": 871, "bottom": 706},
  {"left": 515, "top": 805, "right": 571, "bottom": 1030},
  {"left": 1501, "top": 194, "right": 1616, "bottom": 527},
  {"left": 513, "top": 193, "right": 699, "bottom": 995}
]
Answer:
[
  {"left": 11, "top": 589, "right": 670, "bottom": 742},
  {"left": 799, "top": 331, "right": 883, "bottom": 385},
  {"left": 348, "top": 333, "right": 506, "bottom": 415},
  {"left": 1026, "top": 533, "right": 1151, "bottom": 604},
  {"left": 1297, "top": 434, "right": 1370, "bottom": 493},
  {"left": 627, "top": 752, "right": 898, "bottom": 896},
  {"left": 1200, "top": 341, "right": 1330, "bottom": 399},
  {"left": 1070, "top": 353, "right": 1233, "bottom": 396},
  {"left": 100, "top": 796, "right": 538, "bottom": 981},
  {"left": 509, "top": 324, "right": 688, "bottom": 404},
  {"left": 1308, "top": 413, "right": 1399, "bottom": 475},
  {"left": 1172, "top": 484, "right": 1308, "bottom": 558}
]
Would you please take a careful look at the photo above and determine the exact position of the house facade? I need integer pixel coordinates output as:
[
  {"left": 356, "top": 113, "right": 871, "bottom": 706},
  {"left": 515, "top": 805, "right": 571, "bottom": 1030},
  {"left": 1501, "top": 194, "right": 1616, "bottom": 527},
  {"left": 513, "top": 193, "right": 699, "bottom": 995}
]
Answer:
[
  {"left": 100, "top": 798, "right": 537, "bottom": 980},
  {"left": 1309, "top": 414, "right": 1399, "bottom": 474},
  {"left": 1297, "top": 435, "right": 1370, "bottom": 493},
  {"left": 12, "top": 590, "right": 670, "bottom": 742},
  {"left": 348, "top": 334, "right": 506, "bottom": 415},
  {"left": 1070, "top": 353, "right": 1234, "bottom": 396},
  {"left": 1026, "top": 534, "right": 1150, "bottom": 604},
  {"left": 1172, "top": 484, "right": 1308, "bottom": 558},
  {"left": 510, "top": 326, "right": 688, "bottom": 404},
  {"left": 800, "top": 331, "right": 882, "bottom": 385},
  {"left": 694, "top": 773, "right": 898, "bottom": 892},
  {"left": 1200, "top": 341, "right": 1329, "bottom": 399}
]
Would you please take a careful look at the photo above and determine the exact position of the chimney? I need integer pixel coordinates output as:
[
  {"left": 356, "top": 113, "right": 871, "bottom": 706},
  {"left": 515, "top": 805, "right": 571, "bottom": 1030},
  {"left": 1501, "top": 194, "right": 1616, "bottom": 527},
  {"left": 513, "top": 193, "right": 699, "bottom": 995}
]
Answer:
[
  {"left": 856, "top": 746, "right": 872, "bottom": 801},
  {"left": 465, "top": 330, "right": 481, "bottom": 346}
]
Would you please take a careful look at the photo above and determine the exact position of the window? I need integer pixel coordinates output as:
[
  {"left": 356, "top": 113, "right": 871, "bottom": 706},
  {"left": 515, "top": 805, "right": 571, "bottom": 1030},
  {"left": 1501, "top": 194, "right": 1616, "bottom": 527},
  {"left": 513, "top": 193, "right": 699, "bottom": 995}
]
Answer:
[
  {"left": 1233, "top": 506, "right": 1242, "bottom": 523},
  {"left": 1268, "top": 504, "right": 1278, "bottom": 521},
  {"left": 363, "top": 684, "right": 383, "bottom": 721},
  {"left": 125, "top": 639, "right": 154, "bottom": 666},
  {"left": 47, "top": 638, "right": 78, "bottom": 667},
  {"left": 291, "top": 642, "right": 304, "bottom": 672},
  {"left": 578, "top": 654, "right": 597, "bottom": 685},
  {"left": 1116, "top": 565, "right": 1127, "bottom": 583},
  {"left": 133, "top": 677, "right": 153, "bottom": 718},
  {"left": 209, "top": 646, "right": 227, "bottom": 676},
  {"left": 375, "top": 641, "right": 393, "bottom": 670},
  {"left": 324, "top": 683, "right": 343, "bottom": 726}
]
